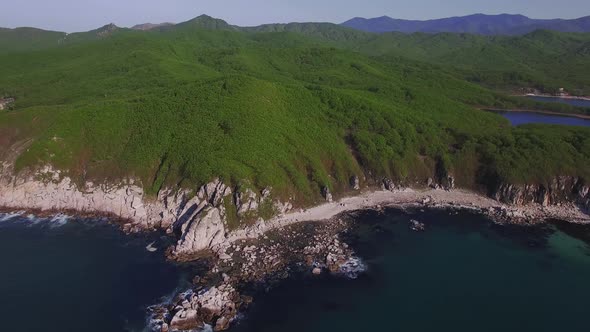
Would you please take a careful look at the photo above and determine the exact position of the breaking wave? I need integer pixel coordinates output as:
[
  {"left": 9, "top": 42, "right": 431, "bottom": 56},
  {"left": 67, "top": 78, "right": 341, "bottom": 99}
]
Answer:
[
  {"left": 0, "top": 212, "right": 70, "bottom": 228},
  {"left": 339, "top": 256, "right": 367, "bottom": 279}
]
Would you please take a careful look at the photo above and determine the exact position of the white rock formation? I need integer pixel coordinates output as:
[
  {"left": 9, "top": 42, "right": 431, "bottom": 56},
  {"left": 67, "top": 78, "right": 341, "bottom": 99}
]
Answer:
[
  {"left": 173, "top": 207, "right": 227, "bottom": 256},
  {"left": 0, "top": 166, "right": 293, "bottom": 258},
  {"left": 0, "top": 166, "right": 159, "bottom": 228}
]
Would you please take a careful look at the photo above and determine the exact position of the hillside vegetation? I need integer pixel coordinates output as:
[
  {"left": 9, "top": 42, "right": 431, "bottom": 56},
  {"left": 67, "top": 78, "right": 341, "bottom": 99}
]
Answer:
[{"left": 0, "top": 16, "right": 589, "bottom": 205}]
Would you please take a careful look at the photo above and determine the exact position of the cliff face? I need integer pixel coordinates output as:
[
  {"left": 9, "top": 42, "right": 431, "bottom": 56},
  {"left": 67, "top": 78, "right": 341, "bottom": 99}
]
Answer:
[
  {"left": 0, "top": 167, "right": 292, "bottom": 257},
  {"left": 1, "top": 166, "right": 588, "bottom": 259},
  {"left": 493, "top": 176, "right": 590, "bottom": 211}
]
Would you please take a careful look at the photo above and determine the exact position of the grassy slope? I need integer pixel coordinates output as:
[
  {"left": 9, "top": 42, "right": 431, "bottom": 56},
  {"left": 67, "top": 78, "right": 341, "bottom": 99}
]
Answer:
[{"left": 0, "top": 22, "right": 589, "bottom": 205}]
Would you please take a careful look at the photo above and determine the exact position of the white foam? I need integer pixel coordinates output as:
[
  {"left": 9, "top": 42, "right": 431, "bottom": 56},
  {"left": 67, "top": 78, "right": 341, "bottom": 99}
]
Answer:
[
  {"left": 200, "top": 324, "right": 214, "bottom": 332},
  {"left": 339, "top": 256, "right": 367, "bottom": 279},
  {"left": 0, "top": 211, "right": 24, "bottom": 222},
  {"left": 146, "top": 242, "right": 158, "bottom": 252},
  {"left": 49, "top": 214, "right": 70, "bottom": 228}
]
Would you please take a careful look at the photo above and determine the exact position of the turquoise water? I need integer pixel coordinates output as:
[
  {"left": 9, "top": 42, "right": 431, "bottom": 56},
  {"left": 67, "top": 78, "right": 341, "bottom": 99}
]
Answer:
[{"left": 231, "top": 209, "right": 590, "bottom": 332}]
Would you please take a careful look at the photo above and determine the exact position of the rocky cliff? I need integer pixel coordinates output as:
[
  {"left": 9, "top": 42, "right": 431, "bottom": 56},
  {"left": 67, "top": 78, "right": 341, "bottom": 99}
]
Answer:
[
  {"left": 493, "top": 176, "right": 590, "bottom": 211},
  {"left": 0, "top": 166, "right": 292, "bottom": 257},
  {"left": 1, "top": 166, "right": 588, "bottom": 261}
]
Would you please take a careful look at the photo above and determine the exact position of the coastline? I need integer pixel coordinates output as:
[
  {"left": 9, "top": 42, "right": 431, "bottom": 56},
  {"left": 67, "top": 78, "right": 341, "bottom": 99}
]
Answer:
[
  {"left": 151, "top": 188, "right": 590, "bottom": 332},
  {"left": 225, "top": 187, "right": 590, "bottom": 245},
  {"left": 3, "top": 186, "right": 590, "bottom": 332},
  {"left": 2, "top": 187, "right": 589, "bottom": 246}
]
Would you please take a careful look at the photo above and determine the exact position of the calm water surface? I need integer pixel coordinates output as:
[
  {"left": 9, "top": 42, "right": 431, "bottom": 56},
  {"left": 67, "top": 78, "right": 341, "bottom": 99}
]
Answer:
[
  {"left": 231, "top": 209, "right": 590, "bottom": 332},
  {"left": 0, "top": 213, "right": 191, "bottom": 332},
  {"left": 499, "top": 111, "right": 590, "bottom": 127},
  {"left": 2, "top": 209, "right": 590, "bottom": 332},
  {"left": 527, "top": 96, "right": 590, "bottom": 108},
  {"left": 496, "top": 96, "right": 590, "bottom": 126}
]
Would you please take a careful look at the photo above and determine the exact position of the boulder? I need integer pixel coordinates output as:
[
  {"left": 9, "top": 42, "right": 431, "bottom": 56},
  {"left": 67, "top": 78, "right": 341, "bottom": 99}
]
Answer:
[
  {"left": 214, "top": 316, "right": 230, "bottom": 331},
  {"left": 170, "top": 309, "right": 203, "bottom": 331},
  {"left": 382, "top": 178, "right": 396, "bottom": 191},
  {"left": 427, "top": 177, "right": 434, "bottom": 188}
]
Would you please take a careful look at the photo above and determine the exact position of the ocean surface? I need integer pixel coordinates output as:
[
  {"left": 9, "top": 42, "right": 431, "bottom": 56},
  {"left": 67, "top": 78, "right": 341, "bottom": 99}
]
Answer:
[
  {"left": 231, "top": 209, "right": 590, "bottom": 332},
  {"left": 0, "top": 213, "right": 193, "bottom": 332},
  {"left": 2, "top": 209, "right": 590, "bottom": 332}
]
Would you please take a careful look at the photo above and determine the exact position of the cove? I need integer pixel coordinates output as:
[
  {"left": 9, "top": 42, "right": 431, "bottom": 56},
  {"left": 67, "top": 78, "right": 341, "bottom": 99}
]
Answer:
[{"left": 230, "top": 208, "right": 590, "bottom": 332}]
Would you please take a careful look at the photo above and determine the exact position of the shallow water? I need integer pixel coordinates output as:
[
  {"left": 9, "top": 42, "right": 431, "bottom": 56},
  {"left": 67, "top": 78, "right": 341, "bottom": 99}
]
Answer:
[
  {"left": 0, "top": 213, "right": 191, "bottom": 332},
  {"left": 498, "top": 111, "right": 590, "bottom": 127},
  {"left": 230, "top": 209, "right": 590, "bottom": 332}
]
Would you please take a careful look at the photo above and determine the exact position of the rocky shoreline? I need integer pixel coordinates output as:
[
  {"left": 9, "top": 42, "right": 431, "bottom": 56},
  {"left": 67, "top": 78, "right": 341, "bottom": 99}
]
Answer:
[
  {"left": 151, "top": 216, "right": 365, "bottom": 332},
  {"left": 1, "top": 168, "right": 590, "bottom": 331}
]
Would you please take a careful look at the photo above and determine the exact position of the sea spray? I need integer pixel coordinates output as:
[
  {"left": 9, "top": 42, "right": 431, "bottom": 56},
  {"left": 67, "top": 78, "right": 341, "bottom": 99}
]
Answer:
[{"left": 339, "top": 256, "right": 367, "bottom": 279}]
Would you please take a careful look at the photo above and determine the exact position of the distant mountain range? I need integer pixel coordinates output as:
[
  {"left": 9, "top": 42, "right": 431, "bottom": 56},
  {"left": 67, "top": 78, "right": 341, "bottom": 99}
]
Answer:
[
  {"left": 3, "top": 13, "right": 590, "bottom": 54},
  {"left": 341, "top": 14, "right": 590, "bottom": 35}
]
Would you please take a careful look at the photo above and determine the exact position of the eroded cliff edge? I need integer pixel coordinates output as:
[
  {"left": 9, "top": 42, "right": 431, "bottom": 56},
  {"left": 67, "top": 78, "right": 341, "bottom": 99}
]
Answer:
[
  {"left": 2, "top": 166, "right": 590, "bottom": 331},
  {"left": 1, "top": 166, "right": 589, "bottom": 256}
]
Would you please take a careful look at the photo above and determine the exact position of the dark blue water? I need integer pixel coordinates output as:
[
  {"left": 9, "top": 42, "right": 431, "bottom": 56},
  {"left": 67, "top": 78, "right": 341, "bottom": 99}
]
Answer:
[
  {"left": 0, "top": 213, "right": 190, "bottom": 332},
  {"left": 499, "top": 111, "right": 590, "bottom": 127},
  {"left": 3, "top": 210, "right": 590, "bottom": 332},
  {"left": 527, "top": 96, "right": 590, "bottom": 108},
  {"left": 231, "top": 209, "right": 590, "bottom": 332}
]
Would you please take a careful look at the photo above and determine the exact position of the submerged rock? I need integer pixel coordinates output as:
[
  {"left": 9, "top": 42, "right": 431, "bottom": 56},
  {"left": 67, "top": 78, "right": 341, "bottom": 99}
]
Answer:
[{"left": 409, "top": 220, "right": 426, "bottom": 232}]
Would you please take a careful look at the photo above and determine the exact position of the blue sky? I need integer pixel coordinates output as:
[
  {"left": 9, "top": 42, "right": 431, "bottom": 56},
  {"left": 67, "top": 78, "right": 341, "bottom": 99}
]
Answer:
[{"left": 2, "top": 0, "right": 590, "bottom": 32}]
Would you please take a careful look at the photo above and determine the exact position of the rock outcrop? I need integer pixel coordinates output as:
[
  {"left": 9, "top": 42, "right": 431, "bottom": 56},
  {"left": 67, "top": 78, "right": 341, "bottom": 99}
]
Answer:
[
  {"left": 322, "top": 186, "right": 333, "bottom": 202},
  {"left": 156, "top": 283, "right": 242, "bottom": 332},
  {"left": 494, "top": 176, "right": 590, "bottom": 210},
  {"left": 0, "top": 166, "right": 157, "bottom": 229},
  {"left": 0, "top": 167, "right": 294, "bottom": 260},
  {"left": 350, "top": 176, "right": 360, "bottom": 190},
  {"left": 381, "top": 178, "right": 397, "bottom": 191}
]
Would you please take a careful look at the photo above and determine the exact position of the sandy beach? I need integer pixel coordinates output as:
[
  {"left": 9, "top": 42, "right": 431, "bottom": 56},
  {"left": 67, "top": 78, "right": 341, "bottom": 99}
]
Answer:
[{"left": 226, "top": 188, "right": 590, "bottom": 244}]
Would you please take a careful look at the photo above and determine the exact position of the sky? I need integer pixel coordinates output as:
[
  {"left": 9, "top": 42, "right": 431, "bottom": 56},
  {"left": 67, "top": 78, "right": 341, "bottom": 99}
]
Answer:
[{"left": 2, "top": 0, "right": 590, "bottom": 32}]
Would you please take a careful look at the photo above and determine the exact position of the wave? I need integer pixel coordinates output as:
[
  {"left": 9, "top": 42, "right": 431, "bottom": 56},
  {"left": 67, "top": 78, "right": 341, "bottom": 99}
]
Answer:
[
  {"left": 0, "top": 211, "right": 25, "bottom": 222},
  {"left": 339, "top": 256, "right": 367, "bottom": 279},
  {"left": 0, "top": 212, "right": 71, "bottom": 228}
]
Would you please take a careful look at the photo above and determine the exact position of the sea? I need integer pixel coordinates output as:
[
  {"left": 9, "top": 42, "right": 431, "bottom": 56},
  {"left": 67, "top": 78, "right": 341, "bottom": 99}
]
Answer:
[{"left": 1, "top": 209, "right": 590, "bottom": 332}]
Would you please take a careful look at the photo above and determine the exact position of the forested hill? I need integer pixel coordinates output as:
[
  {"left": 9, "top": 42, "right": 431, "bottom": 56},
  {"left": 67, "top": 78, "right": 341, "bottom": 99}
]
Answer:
[
  {"left": 3, "top": 15, "right": 590, "bottom": 95},
  {"left": 0, "top": 15, "right": 589, "bottom": 205}
]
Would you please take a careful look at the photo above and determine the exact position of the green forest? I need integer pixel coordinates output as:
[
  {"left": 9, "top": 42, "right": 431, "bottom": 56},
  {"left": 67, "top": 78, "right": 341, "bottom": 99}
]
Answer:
[{"left": 1, "top": 16, "right": 589, "bottom": 204}]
